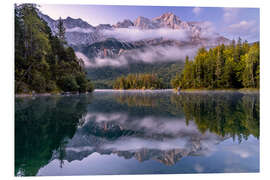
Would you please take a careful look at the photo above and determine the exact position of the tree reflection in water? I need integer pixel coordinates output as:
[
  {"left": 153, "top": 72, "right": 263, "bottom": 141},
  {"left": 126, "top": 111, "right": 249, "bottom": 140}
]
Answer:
[
  {"left": 15, "top": 91, "right": 259, "bottom": 176},
  {"left": 15, "top": 95, "right": 92, "bottom": 176}
]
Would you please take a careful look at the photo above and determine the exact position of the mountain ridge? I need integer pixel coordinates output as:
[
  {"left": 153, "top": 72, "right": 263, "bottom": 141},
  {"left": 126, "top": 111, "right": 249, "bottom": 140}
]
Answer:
[
  {"left": 38, "top": 10, "right": 230, "bottom": 46},
  {"left": 37, "top": 9, "right": 231, "bottom": 88}
]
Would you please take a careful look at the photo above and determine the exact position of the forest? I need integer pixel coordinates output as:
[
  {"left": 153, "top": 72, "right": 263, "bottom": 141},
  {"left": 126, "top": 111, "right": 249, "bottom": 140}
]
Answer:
[
  {"left": 15, "top": 4, "right": 94, "bottom": 94},
  {"left": 87, "top": 61, "right": 184, "bottom": 89},
  {"left": 15, "top": 4, "right": 260, "bottom": 92},
  {"left": 171, "top": 39, "right": 260, "bottom": 90},
  {"left": 113, "top": 73, "right": 165, "bottom": 89}
]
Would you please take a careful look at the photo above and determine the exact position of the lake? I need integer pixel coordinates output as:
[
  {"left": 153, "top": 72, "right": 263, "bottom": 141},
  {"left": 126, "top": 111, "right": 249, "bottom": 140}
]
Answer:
[{"left": 15, "top": 90, "right": 259, "bottom": 176}]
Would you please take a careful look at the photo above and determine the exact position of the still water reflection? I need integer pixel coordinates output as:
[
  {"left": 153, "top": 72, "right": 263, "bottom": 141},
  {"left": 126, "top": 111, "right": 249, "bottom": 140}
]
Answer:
[{"left": 15, "top": 90, "right": 259, "bottom": 176}]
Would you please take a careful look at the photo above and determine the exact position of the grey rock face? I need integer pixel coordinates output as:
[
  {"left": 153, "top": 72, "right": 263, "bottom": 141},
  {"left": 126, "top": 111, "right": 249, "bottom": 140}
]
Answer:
[{"left": 38, "top": 10, "right": 230, "bottom": 61}]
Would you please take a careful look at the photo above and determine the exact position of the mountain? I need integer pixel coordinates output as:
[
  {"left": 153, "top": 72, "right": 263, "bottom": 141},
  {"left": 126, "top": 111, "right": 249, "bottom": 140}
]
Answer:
[
  {"left": 73, "top": 38, "right": 141, "bottom": 59},
  {"left": 113, "top": 19, "right": 134, "bottom": 28},
  {"left": 38, "top": 10, "right": 229, "bottom": 47},
  {"left": 134, "top": 16, "right": 160, "bottom": 29},
  {"left": 38, "top": 12, "right": 99, "bottom": 45},
  {"left": 38, "top": 10, "right": 230, "bottom": 59},
  {"left": 152, "top": 12, "right": 183, "bottom": 29},
  {"left": 64, "top": 16, "right": 94, "bottom": 29},
  {"left": 50, "top": 111, "right": 226, "bottom": 166},
  {"left": 38, "top": 10, "right": 230, "bottom": 88}
]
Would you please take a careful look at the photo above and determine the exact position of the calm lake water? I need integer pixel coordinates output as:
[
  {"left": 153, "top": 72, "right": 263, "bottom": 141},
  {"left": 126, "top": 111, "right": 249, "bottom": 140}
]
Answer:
[{"left": 15, "top": 90, "right": 259, "bottom": 176}]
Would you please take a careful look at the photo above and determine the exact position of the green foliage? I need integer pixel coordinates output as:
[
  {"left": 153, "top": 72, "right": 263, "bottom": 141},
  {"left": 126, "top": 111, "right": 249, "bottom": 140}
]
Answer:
[
  {"left": 15, "top": 4, "right": 94, "bottom": 93},
  {"left": 171, "top": 93, "right": 259, "bottom": 140},
  {"left": 113, "top": 73, "right": 165, "bottom": 89},
  {"left": 46, "top": 80, "right": 58, "bottom": 92},
  {"left": 56, "top": 17, "right": 66, "bottom": 45},
  {"left": 170, "top": 73, "right": 182, "bottom": 90},
  {"left": 75, "top": 37, "right": 185, "bottom": 89},
  {"left": 87, "top": 62, "right": 184, "bottom": 89},
  {"left": 172, "top": 40, "right": 260, "bottom": 89},
  {"left": 86, "top": 81, "right": 94, "bottom": 92},
  {"left": 31, "top": 71, "right": 47, "bottom": 93},
  {"left": 97, "top": 91, "right": 259, "bottom": 140},
  {"left": 15, "top": 96, "right": 91, "bottom": 176},
  {"left": 57, "top": 75, "right": 79, "bottom": 92},
  {"left": 75, "top": 73, "right": 94, "bottom": 92},
  {"left": 242, "top": 43, "right": 260, "bottom": 88}
]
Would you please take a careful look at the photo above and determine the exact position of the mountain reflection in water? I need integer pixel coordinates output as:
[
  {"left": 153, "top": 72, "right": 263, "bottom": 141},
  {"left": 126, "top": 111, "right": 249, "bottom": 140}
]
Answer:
[{"left": 15, "top": 90, "right": 259, "bottom": 176}]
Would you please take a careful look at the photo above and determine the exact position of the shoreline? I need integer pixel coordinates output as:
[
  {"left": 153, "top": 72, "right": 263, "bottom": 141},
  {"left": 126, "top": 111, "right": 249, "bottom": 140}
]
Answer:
[
  {"left": 173, "top": 88, "right": 259, "bottom": 94},
  {"left": 15, "top": 93, "right": 53, "bottom": 98},
  {"left": 15, "top": 92, "right": 92, "bottom": 98},
  {"left": 15, "top": 88, "right": 259, "bottom": 97},
  {"left": 95, "top": 89, "right": 173, "bottom": 92}
]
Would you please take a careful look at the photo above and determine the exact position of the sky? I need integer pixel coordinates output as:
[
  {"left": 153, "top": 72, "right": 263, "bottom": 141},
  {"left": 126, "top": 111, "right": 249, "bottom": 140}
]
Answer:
[{"left": 39, "top": 4, "right": 260, "bottom": 42}]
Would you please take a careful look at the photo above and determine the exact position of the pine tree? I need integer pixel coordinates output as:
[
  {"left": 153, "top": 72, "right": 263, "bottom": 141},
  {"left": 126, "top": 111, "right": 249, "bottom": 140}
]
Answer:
[
  {"left": 171, "top": 41, "right": 259, "bottom": 90},
  {"left": 15, "top": 4, "right": 94, "bottom": 93},
  {"left": 215, "top": 45, "right": 225, "bottom": 88},
  {"left": 57, "top": 17, "right": 66, "bottom": 45},
  {"left": 242, "top": 43, "right": 259, "bottom": 88}
]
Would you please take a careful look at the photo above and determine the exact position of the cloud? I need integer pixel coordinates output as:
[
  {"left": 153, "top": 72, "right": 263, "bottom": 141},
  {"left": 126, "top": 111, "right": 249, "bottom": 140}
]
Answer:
[
  {"left": 102, "top": 27, "right": 189, "bottom": 42},
  {"left": 226, "top": 20, "right": 259, "bottom": 41},
  {"left": 66, "top": 27, "right": 94, "bottom": 33},
  {"left": 199, "top": 21, "right": 217, "bottom": 38},
  {"left": 100, "top": 133, "right": 220, "bottom": 154},
  {"left": 223, "top": 8, "right": 240, "bottom": 23},
  {"left": 228, "top": 20, "right": 256, "bottom": 33},
  {"left": 224, "top": 143, "right": 259, "bottom": 159},
  {"left": 80, "top": 45, "right": 199, "bottom": 68},
  {"left": 221, "top": 19, "right": 259, "bottom": 42},
  {"left": 192, "top": 7, "right": 202, "bottom": 16},
  {"left": 103, "top": 137, "right": 188, "bottom": 151},
  {"left": 81, "top": 112, "right": 220, "bottom": 138},
  {"left": 75, "top": 23, "right": 223, "bottom": 68},
  {"left": 194, "top": 164, "right": 204, "bottom": 173},
  {"left": 87, "top": 56, "right": 128, "bottom": 67},
  {"left": 102, "top": 24, "right": 220, "bottom": 43},
  {"left": 65, "top": 146, "right": 93, "bottom": 153},
  {"left": 75, "top": 52, "right": 92, "bottom": 67}
]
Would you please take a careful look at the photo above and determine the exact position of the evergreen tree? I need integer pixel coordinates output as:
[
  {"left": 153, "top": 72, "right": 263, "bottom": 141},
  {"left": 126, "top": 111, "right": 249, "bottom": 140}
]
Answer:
[
  {"left": 215, "top": 44, "right": 225, "bottom": 88},
  {"left": 171, "top": 40, "right": 260, "bottom": 90},
  {"left": 15, "top": 4, "right": 94, "bottom": 94},
  {"left": 56, "top": 17, "right": 66, "bottom": 45},
  {"left": 113, "top": 73, "right": 164, "bottom": 90},
  {"left": 242, "top": 43, "right": 260, "bottom": 88}
]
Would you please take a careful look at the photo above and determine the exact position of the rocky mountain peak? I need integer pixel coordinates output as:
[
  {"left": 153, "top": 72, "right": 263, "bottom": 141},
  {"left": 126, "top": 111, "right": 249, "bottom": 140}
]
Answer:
[
  {"left": 95, "top": 24, "right": 113, "bottom": 30},
  {"left": 38, "top": 10, "right": 230, "bottom": 47},
  {"left": 153, "top": 12, "right": 182, "bottom": 29},
  {"left": 114, "top": 19, "right": 134, "bottom": 28},
  {"left": 159, "top": 12, "right": 179, "bottom": 20},
  {"left": 63, "top": 16, "right": 94, "bottom": 29},
  {"left": 134, "top": 16, "right": 160, "bottom": 29}
]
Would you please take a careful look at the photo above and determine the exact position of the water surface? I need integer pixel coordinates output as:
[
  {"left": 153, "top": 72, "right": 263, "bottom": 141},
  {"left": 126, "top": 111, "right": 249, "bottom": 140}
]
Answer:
[{"left": 15, "top": 90, "right": 259, "bottom": 176}]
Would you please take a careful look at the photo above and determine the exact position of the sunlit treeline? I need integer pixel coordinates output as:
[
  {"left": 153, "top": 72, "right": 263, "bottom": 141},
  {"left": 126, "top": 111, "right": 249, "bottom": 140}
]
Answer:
[
  {"left": 113, "top": 73, "right": 165, "bottom": 89},
  {"left": 171, "top": 39, "right": 260, "bottom": 89}
]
